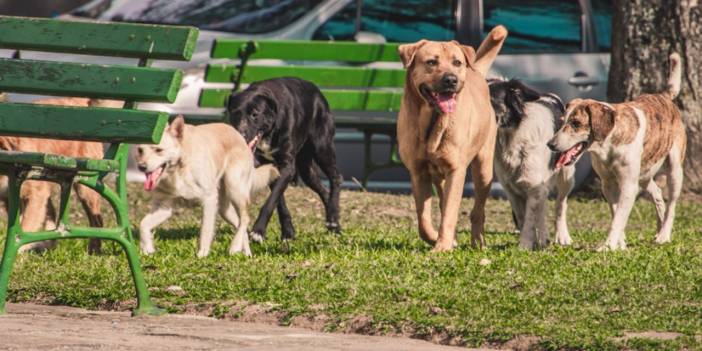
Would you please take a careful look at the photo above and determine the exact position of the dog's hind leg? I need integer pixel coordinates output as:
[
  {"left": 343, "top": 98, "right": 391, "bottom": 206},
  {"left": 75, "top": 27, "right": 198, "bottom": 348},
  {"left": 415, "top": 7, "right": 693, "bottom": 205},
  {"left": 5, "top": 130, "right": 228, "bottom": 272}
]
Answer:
[
  {"left": 228, "top": 197, "right": 252, "bottom": 256},
  {"left": 642, "top": 178, "right": 665, "bottom": 233},
  {"left": 218, "top": 190, "right": 240, "bottom": 228},
  {"left": 554, "top": 167, "right": 575, "bottom": 246},
  {"left": 251, "top": 161, "right": 295, "bottom": 242},
  {"left": 18, "top": 181, "right": 55, "bottom": 253},
  {"left": 74, "top": 184, "right": 104, "bottom": 254},
  {"left": 297, "top": 147, "right": 333, "bottom": 236},
  {"left": 655, "top": 145, "right": 684, "bottom": 244},
  {"left": 276, "top": 195, "right": 296, "bottom": 241},
  {"left": 139, "top": 199, "right": 173, "bottom": 255},
  {"left": 309, "top": 138, "right": 343, "bottom": 234},
  {"left": 197, "top": 194, "right": 219, "bottom": 258}
]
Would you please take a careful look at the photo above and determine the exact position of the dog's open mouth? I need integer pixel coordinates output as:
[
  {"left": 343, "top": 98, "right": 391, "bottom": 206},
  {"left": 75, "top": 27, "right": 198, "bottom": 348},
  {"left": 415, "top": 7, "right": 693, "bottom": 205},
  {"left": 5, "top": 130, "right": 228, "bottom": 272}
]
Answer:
[
  {"left": 555, "top": 142, "right": 587, "bottom": 170},
  {"left": 247, "top": 132, "right": 262, "bottom": 152},
  {"left": 143, "top": 164, "right": 166, "bottom": 191},
  {"left": 420, "top": 85, "right": 457, "bottom": 115}
]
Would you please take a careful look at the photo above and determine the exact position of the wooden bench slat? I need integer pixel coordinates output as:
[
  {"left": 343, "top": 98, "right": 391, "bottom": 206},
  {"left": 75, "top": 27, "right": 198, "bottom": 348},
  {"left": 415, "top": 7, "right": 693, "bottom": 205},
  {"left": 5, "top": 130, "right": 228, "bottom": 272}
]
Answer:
[
  {"left": 0, "top": 16, "right": 198, "bottom": 60},
  {"left": 0, "top": 59, "right": 183, "bottom": 102},
  {"left": 0, "top": 151, "right": 120, "bottom": 172},
  {"left": 0, "top": 103, "right": 168, "bottom": 144},
  {"left": 212, "top": 39, "right": 400, "bottom": 62},
  {"left": 205, "top": 64, "right": 405, "bottom": 88},
  {"left": 200, "top": 88, "right": 402, "bottom": 112}
]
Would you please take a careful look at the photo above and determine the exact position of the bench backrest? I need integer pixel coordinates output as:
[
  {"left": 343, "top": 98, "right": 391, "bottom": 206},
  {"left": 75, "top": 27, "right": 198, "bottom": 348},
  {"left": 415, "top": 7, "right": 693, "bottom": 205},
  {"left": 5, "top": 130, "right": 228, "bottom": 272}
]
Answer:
[
  {"left": 199, "top": 39, "right": 405, "bottom": 113},
  {"left": 0, "top": 16, "right": 198, "bottom": 145}
]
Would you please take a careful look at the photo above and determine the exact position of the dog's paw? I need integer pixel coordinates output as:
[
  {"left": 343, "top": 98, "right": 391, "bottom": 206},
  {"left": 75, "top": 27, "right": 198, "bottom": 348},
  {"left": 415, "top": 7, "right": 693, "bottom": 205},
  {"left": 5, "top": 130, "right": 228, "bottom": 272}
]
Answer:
[
  {"left": 250, "top": 231, "right": 265, "bottom": 243},
  {"left": 518, "top": 241, "right": 534, "bottom": 251},
  {"left": 140, "top": 243, "right": 156, "bottom": 255},
  {"left": 229, "top": 247, "right": 252, "bottom": 257},
  {"left": 196, "top": 249, "right": 210, "bottom": 258},
  {"left": 654, "top": 232, "right": 671, "bottom": 244},
  {"left": 326, "top": 221, "right": 342, "bottom": 234},
  {"left": 554, "top": 232, "right": 572, "bottom": 246},
  {"left": 596, "top": 240, "right": 626, "bottom": 252},
  {"left": 431, "top": 241, "right": 454, "bottom": 253}
]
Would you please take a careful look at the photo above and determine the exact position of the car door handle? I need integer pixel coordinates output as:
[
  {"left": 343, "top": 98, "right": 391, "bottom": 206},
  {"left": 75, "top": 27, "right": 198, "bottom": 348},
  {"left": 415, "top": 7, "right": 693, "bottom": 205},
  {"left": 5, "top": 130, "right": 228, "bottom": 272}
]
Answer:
[{"left": 568, "top": 74, "right": 600, "bottom": 87}]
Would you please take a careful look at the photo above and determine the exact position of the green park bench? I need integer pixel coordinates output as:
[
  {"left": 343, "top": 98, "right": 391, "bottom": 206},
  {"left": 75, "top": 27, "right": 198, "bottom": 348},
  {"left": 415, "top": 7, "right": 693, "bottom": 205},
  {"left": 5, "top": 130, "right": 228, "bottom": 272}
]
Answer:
[
  {"left": 198, "top": 39, "right": 405, "bottom": 186},
  {"left": 0, "top": 16, "right": 198, "bottom": 316}
]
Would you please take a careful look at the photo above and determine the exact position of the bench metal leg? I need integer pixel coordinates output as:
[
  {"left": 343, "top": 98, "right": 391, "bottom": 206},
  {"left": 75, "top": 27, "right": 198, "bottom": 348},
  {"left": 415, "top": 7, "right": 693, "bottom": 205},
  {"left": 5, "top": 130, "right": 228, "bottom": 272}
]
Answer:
[
  {"left": 81, "top": 175, "right": 165, "bottom": 317},
  {"left": 0, "top": 173, "right": 23, "bottom": 315}
]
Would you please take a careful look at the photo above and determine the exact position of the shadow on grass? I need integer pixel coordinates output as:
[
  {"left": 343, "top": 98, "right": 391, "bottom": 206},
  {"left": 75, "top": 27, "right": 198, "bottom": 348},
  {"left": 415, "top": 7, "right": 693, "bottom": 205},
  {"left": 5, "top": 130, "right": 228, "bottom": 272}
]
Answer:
[{"left": 154, "top": 226, "right": 200, "bottom": 241}]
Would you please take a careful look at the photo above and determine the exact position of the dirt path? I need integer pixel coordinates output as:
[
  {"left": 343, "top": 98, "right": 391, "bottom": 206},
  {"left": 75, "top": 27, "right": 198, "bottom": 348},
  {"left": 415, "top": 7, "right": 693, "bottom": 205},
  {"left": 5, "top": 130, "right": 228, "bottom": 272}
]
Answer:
[{"left": 0, "top": 303, "right": 501, "bottom": 351}]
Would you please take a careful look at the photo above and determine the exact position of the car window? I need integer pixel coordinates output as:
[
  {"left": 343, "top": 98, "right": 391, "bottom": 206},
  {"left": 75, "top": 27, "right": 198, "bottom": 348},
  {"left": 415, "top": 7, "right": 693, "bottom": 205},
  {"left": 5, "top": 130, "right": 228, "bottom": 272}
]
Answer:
[
  {"left": 75, "top": 0, "right": 323, "bottom": 34},
  {"left": 591, "top": 0, "right": 612, "bottom": 52},
  {"left": 483, "top": 0, "right": 581, "bottom": 54},
  {"left": 313, "top": 0, "right": 456, "bottom": 42}
]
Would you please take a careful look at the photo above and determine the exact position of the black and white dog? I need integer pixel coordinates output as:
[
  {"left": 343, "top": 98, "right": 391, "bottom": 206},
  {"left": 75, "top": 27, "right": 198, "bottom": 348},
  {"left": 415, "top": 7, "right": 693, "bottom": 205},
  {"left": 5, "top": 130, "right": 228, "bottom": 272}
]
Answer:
[
  {"left": 227, "top": 77, "right": 342, "bottom": 241},
  {"left": 489, "top": 79, "right": 577, "bottom": 250}
]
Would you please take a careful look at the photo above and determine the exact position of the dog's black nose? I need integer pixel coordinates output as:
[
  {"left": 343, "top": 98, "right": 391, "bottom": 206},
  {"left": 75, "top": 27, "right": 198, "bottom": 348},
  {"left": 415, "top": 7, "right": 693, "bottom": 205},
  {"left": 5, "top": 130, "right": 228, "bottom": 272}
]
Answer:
[
  {"left": 546, "top": 140, "right": 557, "bottom": 152},
  {"left": 442, "top": 74, "right": 458, "bottom": 88},
  {"left": 137, "top": 165, "right": 147, "bottom": 172}
]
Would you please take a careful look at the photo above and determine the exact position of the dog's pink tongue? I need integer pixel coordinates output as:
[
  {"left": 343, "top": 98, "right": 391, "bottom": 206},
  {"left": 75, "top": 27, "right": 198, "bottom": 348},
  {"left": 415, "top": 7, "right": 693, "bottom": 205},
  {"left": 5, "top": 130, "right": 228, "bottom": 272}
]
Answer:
[
  {"left": 436, "top": 93, "right": 456, "bottom": 114},
  {"left": 143, "top": 167, "right": 163, "bottom": 191},
  {"left": 555, "top": 144, "right": 582, "bottom": 170}
]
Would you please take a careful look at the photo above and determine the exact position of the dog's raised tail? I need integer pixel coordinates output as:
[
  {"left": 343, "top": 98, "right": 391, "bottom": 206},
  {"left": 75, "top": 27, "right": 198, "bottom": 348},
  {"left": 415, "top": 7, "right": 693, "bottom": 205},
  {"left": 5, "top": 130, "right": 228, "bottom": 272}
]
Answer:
[
  {"left": 251, "top": 164, "right": 279, "bottom": 193},
  {"left": 474, "top": 25, "right": 508, "bottom": 77},
  {"left": 666, "top": 53, "right": 681, "bottom": 99}
]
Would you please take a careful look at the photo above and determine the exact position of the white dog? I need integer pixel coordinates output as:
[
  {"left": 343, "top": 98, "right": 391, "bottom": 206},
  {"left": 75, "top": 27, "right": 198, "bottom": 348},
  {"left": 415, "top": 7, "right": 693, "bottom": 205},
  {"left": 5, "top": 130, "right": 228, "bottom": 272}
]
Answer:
[
  {"left": 135, "top": 116, "right": 278, "bottom": 257},
  {"left": 489, "top": 79, "right": 577, "bottom": 249}
]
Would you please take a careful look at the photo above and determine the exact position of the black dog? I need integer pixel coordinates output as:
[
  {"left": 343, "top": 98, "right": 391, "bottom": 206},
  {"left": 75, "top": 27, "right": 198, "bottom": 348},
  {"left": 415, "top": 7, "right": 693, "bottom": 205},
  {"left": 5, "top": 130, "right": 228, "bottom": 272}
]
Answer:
[{"left": 227, "top": 77, "right": 342, "bottom": 241}]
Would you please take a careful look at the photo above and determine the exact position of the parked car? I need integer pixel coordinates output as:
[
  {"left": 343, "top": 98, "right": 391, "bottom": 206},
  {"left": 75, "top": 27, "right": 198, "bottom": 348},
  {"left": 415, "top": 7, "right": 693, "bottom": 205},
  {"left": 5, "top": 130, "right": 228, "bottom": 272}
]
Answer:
[{"left": 16, "top": 0, "right": 613, "bottom": 192}]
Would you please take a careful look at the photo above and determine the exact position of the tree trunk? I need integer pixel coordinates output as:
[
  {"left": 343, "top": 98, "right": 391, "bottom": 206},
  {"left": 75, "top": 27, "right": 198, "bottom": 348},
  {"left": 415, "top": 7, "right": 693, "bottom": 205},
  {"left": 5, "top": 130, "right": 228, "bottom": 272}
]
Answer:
[{"left": 608, "top": 0, "right": 702, "bottom": 192}]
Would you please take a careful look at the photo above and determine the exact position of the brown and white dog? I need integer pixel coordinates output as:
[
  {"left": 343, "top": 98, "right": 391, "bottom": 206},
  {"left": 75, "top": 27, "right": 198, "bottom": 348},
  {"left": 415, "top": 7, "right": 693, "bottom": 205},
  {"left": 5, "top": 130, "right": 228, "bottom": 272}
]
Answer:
[
  {"left": 548, "top": 53, "right": 686, "bottom": 251},
  {"left": 0, "top": 98, "right": 123, "bottom": 253},
  {"left": 397, "top": 26, "right": 508, "bottom": 251}
]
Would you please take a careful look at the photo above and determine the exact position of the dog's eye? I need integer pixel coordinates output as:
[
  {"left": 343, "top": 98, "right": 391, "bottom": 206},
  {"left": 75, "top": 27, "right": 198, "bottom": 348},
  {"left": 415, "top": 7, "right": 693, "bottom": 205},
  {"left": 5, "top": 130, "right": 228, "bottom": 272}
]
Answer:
[
  {"left": 137, "top": 148, "right": 143, "bottom": 156},
  {"left": 250, "top": 111, "right": 259, "bottom": 118},
  {"left": 154, "top": 147, "right": 164, "bottom": 153},
  {"left": 426, "top": 59, "right": 438, "bottom": 67},
  {"left": 452, "top": 59, "right": 462, "bottom": 67},
  {"left": 570, "top": 120, "right": 581, "bottom": 128}
]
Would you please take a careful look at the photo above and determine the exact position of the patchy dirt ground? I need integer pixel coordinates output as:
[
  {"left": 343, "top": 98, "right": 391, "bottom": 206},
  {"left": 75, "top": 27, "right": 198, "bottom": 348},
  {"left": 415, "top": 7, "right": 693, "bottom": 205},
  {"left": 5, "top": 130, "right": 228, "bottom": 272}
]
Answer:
[{"left": 0, "top": 303, "right": 502, "bottom": 351}]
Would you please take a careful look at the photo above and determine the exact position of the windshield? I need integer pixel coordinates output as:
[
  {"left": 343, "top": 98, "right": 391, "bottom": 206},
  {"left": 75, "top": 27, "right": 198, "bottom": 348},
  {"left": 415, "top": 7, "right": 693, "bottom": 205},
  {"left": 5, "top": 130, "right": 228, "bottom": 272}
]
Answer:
[{"left": 73, "top": 0, "right": 323, "bottom": 34}]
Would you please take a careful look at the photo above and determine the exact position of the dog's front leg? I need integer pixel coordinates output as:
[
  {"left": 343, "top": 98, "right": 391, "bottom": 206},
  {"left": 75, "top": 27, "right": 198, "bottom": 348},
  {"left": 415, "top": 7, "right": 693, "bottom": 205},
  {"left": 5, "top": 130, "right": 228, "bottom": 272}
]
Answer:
[
  {"left": 251, "top": 163, "right": 295, "bottom": 242},
  {"left": 554, "top": 168, "right": 575, "bottom": 246},
  {"left": 197, "top": 194, "right": 219, "bottom": 258},
  {"left": 410, "top": 167, "right": 438, "bottom": 245},
  {"left": 139, "top": 199, "right": 173, "bottom": 255},
  {"left": 521, "top": 186, "right": 549, "bottom": 250},
  {"left": 433, "top": 168, "right": 467, "bottom": 252},
  {"left": 599, "top": 182, "right": 638, "bottom": 251}
]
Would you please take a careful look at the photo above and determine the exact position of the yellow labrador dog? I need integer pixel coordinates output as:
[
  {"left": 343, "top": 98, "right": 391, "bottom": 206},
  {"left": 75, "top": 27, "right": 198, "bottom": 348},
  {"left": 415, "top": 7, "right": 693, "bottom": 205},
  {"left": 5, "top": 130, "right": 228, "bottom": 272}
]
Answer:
[
  {"left": 397, "top": 26, "right": 508, "bottom": 251},
  {"left": 136, "top": 116, "right": 278, "bottom": 257}
]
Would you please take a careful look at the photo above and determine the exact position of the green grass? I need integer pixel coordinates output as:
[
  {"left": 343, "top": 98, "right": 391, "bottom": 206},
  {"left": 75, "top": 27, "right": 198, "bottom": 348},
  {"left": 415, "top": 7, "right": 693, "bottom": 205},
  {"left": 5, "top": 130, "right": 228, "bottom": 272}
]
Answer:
[{"left": 3, "top": 184, "right": 702, "bottom": 350}]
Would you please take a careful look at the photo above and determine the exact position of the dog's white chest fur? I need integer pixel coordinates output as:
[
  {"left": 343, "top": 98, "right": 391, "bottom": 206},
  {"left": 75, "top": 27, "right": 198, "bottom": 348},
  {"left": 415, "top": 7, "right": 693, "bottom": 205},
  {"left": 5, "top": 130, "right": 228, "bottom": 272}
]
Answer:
[{"left": 495, "top": 103, "right": 558, "bottom": 190}]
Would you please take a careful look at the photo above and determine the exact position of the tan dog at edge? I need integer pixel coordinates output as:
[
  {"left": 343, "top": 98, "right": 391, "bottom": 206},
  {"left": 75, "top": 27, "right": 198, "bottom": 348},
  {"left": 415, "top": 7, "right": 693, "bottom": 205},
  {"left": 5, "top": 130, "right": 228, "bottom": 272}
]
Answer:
[
  {"left": 0, "top": 97, "right": 123, "bottom": 253},
  {"left": 397, "top": 26, "right": 508, "bottom": 251}
]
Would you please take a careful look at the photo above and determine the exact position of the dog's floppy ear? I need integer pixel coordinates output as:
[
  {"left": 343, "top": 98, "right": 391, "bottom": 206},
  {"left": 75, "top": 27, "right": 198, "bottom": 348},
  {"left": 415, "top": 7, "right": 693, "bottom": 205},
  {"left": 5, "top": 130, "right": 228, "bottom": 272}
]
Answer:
[
  {"left": 398, "top": 40, "right": 427, "bottom": 68},
  {"left": 587, "top": 102, "right": 615, "bottom": 142},
  {"left": 169, "top": 115, "right": 186, "bottom": 140},
  {"left": 451, "top": 41, "right": 476, "bottom": 69}
]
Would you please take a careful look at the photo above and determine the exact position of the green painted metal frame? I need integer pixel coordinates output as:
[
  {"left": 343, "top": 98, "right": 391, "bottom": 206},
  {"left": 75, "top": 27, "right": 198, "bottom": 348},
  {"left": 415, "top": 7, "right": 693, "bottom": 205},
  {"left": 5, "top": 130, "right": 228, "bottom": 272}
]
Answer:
[
  {"left": 204, "top": 39, "right": 404, "bottom": 186},
  {"left": 0, "top": 16, "right": 199, "bottom": 317}
]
